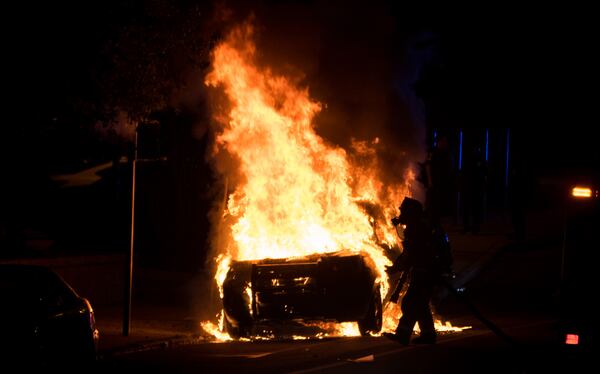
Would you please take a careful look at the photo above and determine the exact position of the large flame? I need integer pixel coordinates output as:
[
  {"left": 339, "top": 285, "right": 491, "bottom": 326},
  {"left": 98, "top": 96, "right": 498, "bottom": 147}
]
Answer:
[
  {"left": 202, "top": 23, "right": 465, "bottom": 340},
  {"left": 205, "top": 25, "right": 403, "bottom": 265}
]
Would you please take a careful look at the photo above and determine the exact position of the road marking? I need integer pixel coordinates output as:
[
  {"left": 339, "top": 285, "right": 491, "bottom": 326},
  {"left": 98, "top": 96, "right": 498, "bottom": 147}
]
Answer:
[
  {"left": 209, "top": 352, "right": 273, "bottom": 358},
  {"left": 347, "top": 354, "right": 374, "bottom": 362},
  {"left": 205, "top": 338, "right": 347, "bottom": 359}
]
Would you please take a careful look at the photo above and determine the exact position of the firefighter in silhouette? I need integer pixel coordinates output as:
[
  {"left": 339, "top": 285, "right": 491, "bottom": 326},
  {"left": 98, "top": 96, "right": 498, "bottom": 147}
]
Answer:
[{"left": 385, "top": 197, "right": 443, "bottom": 344}]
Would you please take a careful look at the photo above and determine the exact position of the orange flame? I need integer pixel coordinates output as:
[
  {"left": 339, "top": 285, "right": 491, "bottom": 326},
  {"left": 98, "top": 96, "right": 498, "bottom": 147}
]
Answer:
[
  {"left": 201, "top": 23, "right": 464, "bottom": 341},
  {"left": 206, "top": 25, "right": 403, "bottom": 267},
  {"left": 201, "top": 312, "right": 232, "bottom": 342}
]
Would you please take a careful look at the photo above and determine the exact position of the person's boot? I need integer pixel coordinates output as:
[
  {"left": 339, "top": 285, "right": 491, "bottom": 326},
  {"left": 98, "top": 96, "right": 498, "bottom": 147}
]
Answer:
[
  {"left": 411, "top": 330, "right": 436, "bottom": 344},
  {"left": 383, "top": 327, "right": 411, "bottom": 345}
]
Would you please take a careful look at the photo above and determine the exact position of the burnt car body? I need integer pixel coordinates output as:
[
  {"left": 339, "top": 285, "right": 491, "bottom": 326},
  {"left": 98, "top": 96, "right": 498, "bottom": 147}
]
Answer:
[
  {"left": 222, "top": 251, "right": 382, "bottom": 338},
  {"left": 0, "top": 264, "right": 99, "bottom": 365}
]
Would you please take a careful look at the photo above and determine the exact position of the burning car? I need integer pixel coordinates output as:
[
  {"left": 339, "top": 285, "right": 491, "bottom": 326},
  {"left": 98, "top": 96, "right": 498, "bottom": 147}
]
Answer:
[{"left": 222, "top": 251, "right": 382, "bottom": 338}]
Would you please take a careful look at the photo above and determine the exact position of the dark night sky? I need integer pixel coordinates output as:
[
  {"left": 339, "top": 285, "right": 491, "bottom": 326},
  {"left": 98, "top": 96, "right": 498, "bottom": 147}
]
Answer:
[
  {"left": 1, "top": 0, "right": 598, "bottom": 262},
  {"left": 5, "top": 1, "right": 598, "bottom": 175}
]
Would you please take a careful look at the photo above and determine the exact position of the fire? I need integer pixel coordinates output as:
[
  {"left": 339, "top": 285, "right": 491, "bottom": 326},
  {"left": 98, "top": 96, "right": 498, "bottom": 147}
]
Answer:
[
  {"left": 201, "top": 312, "right": 232, "bottom": 342},
  {"left": 215, "top": 254, "right": 232, "bottom": 299},
  {"left": 201, "top": 23, "right": 465, "bottom": 341},
  {"left": 205, "top": 24, "right": 401, "bottom": 270},
  {"left": 335, "top": 322, "right": 361, "bottom": 337},
  {"left": 434, "top": 320, "right": 472, "bottom": 333}
]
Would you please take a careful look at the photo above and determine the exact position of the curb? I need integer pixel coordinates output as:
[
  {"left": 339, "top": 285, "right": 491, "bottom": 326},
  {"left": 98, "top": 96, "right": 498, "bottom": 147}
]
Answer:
[{"left": 98, "top": 334, "right": 207, "bottom": 359}]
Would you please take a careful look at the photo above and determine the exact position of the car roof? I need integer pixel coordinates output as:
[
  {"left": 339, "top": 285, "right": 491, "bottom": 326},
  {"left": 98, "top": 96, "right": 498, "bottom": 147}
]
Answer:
[
  {"left": 0, "top": 264, "right": 57, "bottom": 280},
  {"left": 0, "top": 264, "right": 79, "bottom": 298}
]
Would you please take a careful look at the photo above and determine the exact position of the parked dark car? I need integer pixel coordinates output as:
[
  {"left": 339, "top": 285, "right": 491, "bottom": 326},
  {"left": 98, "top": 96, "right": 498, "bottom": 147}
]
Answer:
[
  {"left": 222, "top": 251, "right": 382, "bottom": 338},
  {"left": 0, "top": 264, "right": 99, "bottom": 365}
]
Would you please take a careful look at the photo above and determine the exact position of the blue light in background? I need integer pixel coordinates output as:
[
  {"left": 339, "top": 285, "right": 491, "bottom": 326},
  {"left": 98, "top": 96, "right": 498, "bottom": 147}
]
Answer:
[
  {"left": 458, "top": 129, "right": 463, "bottom": 171},
  {"left": 505, "top": 128, "right": 510, "bottom": 187},
  {"left": 433, "top": 129, "right": 437, "bottom": 148},
  {"left": 485, "top": 128, "right": 489, "bottom": 162}
]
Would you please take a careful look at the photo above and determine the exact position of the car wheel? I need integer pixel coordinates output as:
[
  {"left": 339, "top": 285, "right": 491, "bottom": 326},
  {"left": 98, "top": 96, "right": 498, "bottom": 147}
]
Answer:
[
  {"left": 224, "top": 317, "right": 250, "bottom": 340},
  {"left": 358, "top": 285, "right": 383, "bottom": 336}
]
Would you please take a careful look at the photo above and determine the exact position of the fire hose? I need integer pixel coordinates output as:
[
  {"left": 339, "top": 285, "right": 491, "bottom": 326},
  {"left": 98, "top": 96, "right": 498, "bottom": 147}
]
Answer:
[{"left": 439, "top": 277, "right": 518, "bottom": 347}]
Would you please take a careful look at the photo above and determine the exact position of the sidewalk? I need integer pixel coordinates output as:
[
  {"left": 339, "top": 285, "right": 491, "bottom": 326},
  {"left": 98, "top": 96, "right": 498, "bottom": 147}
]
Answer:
[
  {"left": 95, "top": 217, "right": 515, "bottom": 358},
  {"left": 95, "top": 303, "right": 213, "bottom": 358},
  {"left": 94, "top": 266, "right": 219, "bottom": 358}
]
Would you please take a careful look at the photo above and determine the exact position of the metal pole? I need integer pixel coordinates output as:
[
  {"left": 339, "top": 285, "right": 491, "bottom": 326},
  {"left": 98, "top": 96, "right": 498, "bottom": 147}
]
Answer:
[{"left": 123, "top": 127, "right": 138, "bottom": 336}]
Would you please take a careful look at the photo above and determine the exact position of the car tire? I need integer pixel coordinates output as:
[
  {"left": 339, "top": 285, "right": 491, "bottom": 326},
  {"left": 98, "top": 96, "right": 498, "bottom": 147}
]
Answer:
[
  {"left": 224, "top": 317, "right": 250, "bottom": 340},
  {"left": 358, "top": 285, "right": 383, "bottom": 336}
]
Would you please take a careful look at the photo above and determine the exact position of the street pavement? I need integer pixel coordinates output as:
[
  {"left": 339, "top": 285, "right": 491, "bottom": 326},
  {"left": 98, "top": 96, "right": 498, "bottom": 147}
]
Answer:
[{"left": 96, "top": 315, "right": 572, "bottom": 373}]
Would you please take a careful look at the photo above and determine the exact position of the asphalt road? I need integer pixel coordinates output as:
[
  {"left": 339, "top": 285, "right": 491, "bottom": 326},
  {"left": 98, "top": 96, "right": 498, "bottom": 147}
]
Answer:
[{"left": 97, "top": 314, "right": 583, "bottom": 373}]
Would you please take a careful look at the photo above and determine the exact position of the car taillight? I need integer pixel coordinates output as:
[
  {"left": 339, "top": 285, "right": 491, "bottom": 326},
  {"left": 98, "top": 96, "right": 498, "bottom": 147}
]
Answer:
[{"left": 564, "top": 333, "right": 579, "bottom": 345}]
